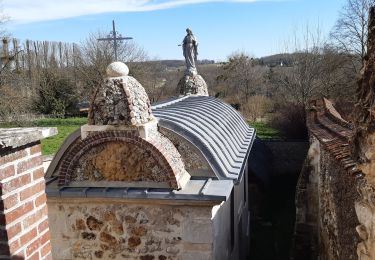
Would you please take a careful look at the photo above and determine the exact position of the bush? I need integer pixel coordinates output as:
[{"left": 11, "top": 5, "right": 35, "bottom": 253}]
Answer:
[
  {"left": 269, "top": 103, "right": 308, "bottom": 139},
  {"left": 242, "top": 95, "right": 274, "bottom": 122},
  {"left": 0, "top": 85, "right": 32, "bottom": 121},
  {"left": 33, "top": 71, "right": 78, "bottom": 116}
]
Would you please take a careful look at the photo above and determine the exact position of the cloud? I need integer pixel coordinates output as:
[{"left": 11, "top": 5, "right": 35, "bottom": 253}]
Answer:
[{"left": 3, "top": 0, "right": 265, "bottom": 24}]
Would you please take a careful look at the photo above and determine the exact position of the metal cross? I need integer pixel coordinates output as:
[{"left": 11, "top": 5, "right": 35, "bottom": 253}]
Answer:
[{"left": 97, "top": 20, "right": 133, "bottom": 61}]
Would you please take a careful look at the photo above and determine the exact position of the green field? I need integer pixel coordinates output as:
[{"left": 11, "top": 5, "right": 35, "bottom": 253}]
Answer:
[
  {"left": 1, "top": 118, "right": 280, "bottom": 155},
  {"left": 248, "top": 121, "right": 282, "bottom": 139},
  {"left": 0, "top": 117, "right": 87, "bottom": 155}
]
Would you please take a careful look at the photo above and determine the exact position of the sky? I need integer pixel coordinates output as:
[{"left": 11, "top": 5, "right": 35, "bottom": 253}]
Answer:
[{"left": 2, "top": 0, "right": 347, "bottom": 61}]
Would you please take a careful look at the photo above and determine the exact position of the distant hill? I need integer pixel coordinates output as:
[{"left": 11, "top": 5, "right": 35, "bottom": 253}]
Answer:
[{"left": 258, "top": 54, "right": 295, "bottom": 67}]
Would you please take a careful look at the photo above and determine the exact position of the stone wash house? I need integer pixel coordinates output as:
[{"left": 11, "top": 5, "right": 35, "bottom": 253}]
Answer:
[{"left": 42, "top": 62, "right": 255, "bottom": 259}]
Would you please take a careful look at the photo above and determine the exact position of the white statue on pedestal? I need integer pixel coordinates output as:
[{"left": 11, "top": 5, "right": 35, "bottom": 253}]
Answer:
[{"left": 182, "top": 28, "right": 198, "bottom": 76}]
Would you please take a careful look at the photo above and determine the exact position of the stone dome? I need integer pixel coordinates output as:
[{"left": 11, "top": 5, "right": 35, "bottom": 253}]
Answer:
[{"left": 88, "top": 62, "right": 153, "bottom": 126}]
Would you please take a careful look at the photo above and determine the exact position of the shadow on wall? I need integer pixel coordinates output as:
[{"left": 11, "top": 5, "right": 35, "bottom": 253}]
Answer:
[{"left": 248, "top": 138, "right": 309, "bottom": 260}]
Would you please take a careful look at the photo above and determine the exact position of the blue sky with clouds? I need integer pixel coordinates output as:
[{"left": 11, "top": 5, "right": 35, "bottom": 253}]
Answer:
[{"left": 3, "top": 0, "right": 347, "bottom": 61}]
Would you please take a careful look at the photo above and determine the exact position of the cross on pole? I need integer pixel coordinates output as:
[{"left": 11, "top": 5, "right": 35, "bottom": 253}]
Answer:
[{"left": 98, "top": 20, "right": 133, "bottom": 61}]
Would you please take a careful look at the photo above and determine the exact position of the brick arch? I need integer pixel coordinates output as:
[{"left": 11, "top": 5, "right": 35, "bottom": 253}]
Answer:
[{"left": 57, "top": 131, "right": 178, "bottom": 189}]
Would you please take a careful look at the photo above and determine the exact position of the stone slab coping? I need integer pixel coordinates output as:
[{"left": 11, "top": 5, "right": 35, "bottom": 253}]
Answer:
[
  {"left": 46, "top": 178, "right": 233, "bottom": 202},
  {"left": 80, "top": 119, "right": 157, "bottom": 140},
  {"left": 0, "top": 127, "right": 58, "bottom": 149}
]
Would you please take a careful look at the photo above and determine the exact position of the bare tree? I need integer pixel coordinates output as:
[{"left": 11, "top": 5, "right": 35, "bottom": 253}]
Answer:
[
  {"left": 273, "top": 50, "right": 327, "bottom": 106},
  {"left": 0, "top": 1, "right": 11, "bottom": 76},
  {"left": 0, "top": 0, "right": 9, "bottom": 38},
  {"left": 242, "top": 95, "right": 273, "bottom": 122},
  {"left": 75, "top": 31, "right": 148, "bottom": 100},
  {"left": 330, "top": 0, "right": 375, "bottom": 66},
  {"left": 318, "top": 45, "right": 357, "bottom": 102},
  {"left": 218, "top": 52, "right": 264, "bottom": 104},
  {"left": 268, "top": 23, "right": 357, "bottom": 107},
  {"left": 129, "top": 61, "right": 168, "bottom": 102},
  {"left": 198, "top": 63, "right": 221, "bottom": 96}
]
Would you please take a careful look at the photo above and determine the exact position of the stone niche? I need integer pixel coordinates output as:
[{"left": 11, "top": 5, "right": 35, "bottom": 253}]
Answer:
[
  {"left": 160, "top": 128, "right": 214, "bottom": 178},
  {"left": 57, "top": 128, "right": 188, "bottom": 189},
  {"left": 75, "top": 142, "right": 163, "bottom": 182}
]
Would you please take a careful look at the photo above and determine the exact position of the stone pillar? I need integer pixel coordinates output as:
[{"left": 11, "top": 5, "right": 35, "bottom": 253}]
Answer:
[
  {"left": 177, "top": 74, "right": 209, "bottom": 96},
  {"left": 0, "top": 128, "right": 56, "bottom": 259}
]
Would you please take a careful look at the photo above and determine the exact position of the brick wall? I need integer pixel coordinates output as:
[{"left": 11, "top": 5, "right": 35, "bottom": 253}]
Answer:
[{"left": 0, "top": 127, "right": 56, "bottom": 260}]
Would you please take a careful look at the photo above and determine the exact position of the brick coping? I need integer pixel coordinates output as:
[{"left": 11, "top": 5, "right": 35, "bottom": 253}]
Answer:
[{"left": 307, "top": 99, "right": 361, "bottom": 177}]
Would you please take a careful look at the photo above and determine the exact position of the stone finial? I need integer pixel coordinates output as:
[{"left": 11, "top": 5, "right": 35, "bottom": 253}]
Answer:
[
  {"left": 89, "top": 62, "right": 153, "bottom": 126},
  {"left": 106, "top": 61, "right": 129, "bottom": 77}
]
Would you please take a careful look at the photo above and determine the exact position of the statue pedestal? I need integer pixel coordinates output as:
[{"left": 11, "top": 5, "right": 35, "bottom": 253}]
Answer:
[{"left": 178, "top": 74, "right": 208, "bottom": 96}]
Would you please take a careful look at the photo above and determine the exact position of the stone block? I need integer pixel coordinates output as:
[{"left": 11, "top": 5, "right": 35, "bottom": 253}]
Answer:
[
  {"left": 181, "top": 251, "right": 212, "bottom": 260},
  {"left": 355, "top": 201, "right": 373, "bottom": 230},
  {"left": 182, "top": 219, "right": 213, "bottom": 243},
  {"left": 183, "top": 242, "right": 212, "bottom": 251}
]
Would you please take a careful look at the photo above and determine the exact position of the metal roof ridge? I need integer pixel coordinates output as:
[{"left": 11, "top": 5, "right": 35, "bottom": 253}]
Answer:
[
  {"left": 151, "top": 96, "right": 190, "bottom": 109},
  {"left": 154, "top": 106, "right": 251, "bottom": 151},
  {"left": 153, "top": 109, "right": 247, "bottom": 159}
]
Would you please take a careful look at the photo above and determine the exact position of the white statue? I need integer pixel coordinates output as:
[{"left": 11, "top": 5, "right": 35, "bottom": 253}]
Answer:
[{"left": 182, "top": 28, "right": 198, "bottom": 76}]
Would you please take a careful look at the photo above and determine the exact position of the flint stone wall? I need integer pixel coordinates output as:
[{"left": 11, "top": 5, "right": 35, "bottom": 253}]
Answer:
[
  {"left": 89, "top": 76, "right": 153, "bottom": 126},
  {"left": 178, "top": 75, "right": 208, "bottom": 96},
  {"left": 48, "top": 199, "right": 216, "bottom": 260},
  {"left": 160, "top": 128, "right": 214, "bottom": 177}
]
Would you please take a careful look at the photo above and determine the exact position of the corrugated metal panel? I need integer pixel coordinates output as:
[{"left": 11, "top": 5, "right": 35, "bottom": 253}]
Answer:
[{"left": 152, "top": 96, "right": 256, "bottom": 181}]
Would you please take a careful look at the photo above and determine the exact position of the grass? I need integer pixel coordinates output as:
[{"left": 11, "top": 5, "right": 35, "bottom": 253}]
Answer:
[
  {"left": 0, "top": 117, "right": 87, "bottom": 155},
  {"left": 248, "top": 121, "right": 283, "bottom": 139},
  {"left": 0, "top": 118, "right": 280, "bottom": 154}
]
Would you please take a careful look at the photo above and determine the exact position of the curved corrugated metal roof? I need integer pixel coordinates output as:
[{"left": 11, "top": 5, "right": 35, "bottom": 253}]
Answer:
[{"left": 152, "top": 96, "right": 256, "bottom": 181}]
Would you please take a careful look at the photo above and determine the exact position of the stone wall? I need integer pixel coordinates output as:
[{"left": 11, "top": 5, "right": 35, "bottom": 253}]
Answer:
[
  {"left": 296, "top": 137, "right": 359, "bottom": 259},
  {"left": 293, "top": 99, "right": 361, "bottom": 260},
  {"left": 48, "top": 198, "right": 215, "bottom": 260},
  {"left": 318, "top": 147, "right": 359, "bottom": 260},
  {"left": 160, "top": 128, "right": 214, "bottom": 177},
  {"left": 262, "top": 140, "right": 309, "bottom": 176},
  {"left": 212, "top": 170, "right": 249, "bottom": 260},
  {"left": 355, "top": 179, "right": 375, "bottom": 259},
  {"left": 344, "top": 7, "right": 375, "bottom": 260},
  {"left": 0, "top": 128, "right": 56, "bottom": 259}
]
